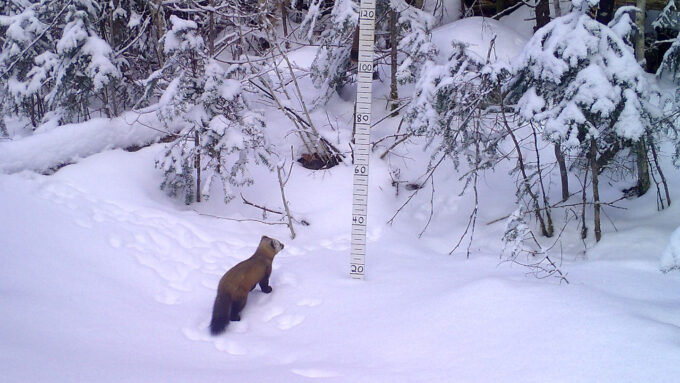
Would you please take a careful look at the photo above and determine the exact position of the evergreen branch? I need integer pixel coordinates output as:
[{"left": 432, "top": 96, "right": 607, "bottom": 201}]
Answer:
[{"left": 2, "top": 0, "right": 74, "bottom": 78}]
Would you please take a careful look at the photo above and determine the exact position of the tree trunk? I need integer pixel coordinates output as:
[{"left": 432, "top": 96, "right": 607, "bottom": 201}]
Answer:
[
  {"left": 195, "top": 129, "right": 201, "bottom": 203},
  {"left": 590, "top": 138, "right": 601, "bottom": 242},
  {"left": 281, "top": 0, "right": 289, "bottom": 49},
  {"left": 596, "top": 0, "right": 616, "bottom": 24},
  {"left": 649, "top": 138, "right": 671, "bottom": 207},
  {"left": 153, "top": 0, "right": 166, "bottom": 67},
  {"left": 555, "top": 142, "right": 569, "bottom": 202},
  {"left": 633, "top": 0, "right": 651, "bottom": 196},
  {"left": 635, "top": 138, "right": 650, "bottom": 196},
  {"left": 500, "top": 102, "right": 551, "bottom": 237},
  {"left": 535, "top": 0, "right": 551, "bottom": 31},
  {"left": 533, "top": 125, "right": 553, "bottom": 237},
  {"left": 553, "top": 0, "right": 562, "bottom": 17},
  {"left": 389, "top": 9, "right": 399, "bottom": 116},
  {"left": 496, "top": 0, "right": 506, "bottom": 14},
  {"left": 581, "top": 169, "right": 589, "bottom": 240},
  {"left": 635, "top": 0, "right": 647, "bottom": 68},
  {"left": 0, "top": 115, "right": 7, "bottom": 137},
  {"left": 209, "top": 0, "right": 215, "bottom": 56}
]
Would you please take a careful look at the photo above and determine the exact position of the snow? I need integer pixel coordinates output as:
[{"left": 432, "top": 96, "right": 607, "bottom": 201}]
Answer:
[
  {"left": 1, "top": 7, "right": 680, "bottom": 383},
  {"left": 56, "top": 19, "right": 89, "bottom": 54},
  {"left": 0, "top": 112, "right": 181, "bottom": 174},
  {"left": 432, "top": 17, "right": 528, "bottom": 64},
  {"left": 517, "top": 87, "right": 546, "bottom": 120},
  {"left": 164, "top": 15, "right": 203, "bottom": 54},
  {"left": 2, "top": 138, "right": 680, "bottom": 382},
  {"left": 512, "top": 7, "right": 652, "bottom": 146},
  {"left": 661, "top": 227, "right": 680, "bottom": 272},
  {"left": 81, "top": 35, "right": 120, "bottom": 91},
  {"left": 127, "top": 11, "right": 142, "bottom": 29},
  {"left": 431, "top": 0, "right": 462, "bottom": 26}
]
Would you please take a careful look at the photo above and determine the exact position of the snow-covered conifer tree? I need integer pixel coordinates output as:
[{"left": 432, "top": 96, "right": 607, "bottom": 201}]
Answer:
[
  {"left": 309, "top": 0, "right": 358, "bottom": 106},
  {"left": 153, "top": 16, "right": 271, "bottom": 204},
  {"left": 508, "top": 0, "right": 658, "bottom": 240},
  {"left": 405, "top": 42, "right": 501, "bottom": 166},
  {"left": 509, "top": 0, "right": 653, "bottom": 153},
  {"left": 650, "top": 1, "right": 680, "bottom": 168},
  {"left": 0, "top": 1, "right": 55, "bottom": 128},
  {"left": 309, "top": 0, "right": 437, "bottom": 107},
  {"left": 96, "top": 0, "right": 163, "bottom": 115},
  {"left": 391, "top": 0, "right": 437, "bottom": 84},
  {"left": 654, "top": 0, "right": 680, "bottom": 84},
  {"left": 48, "top": 0, "right": 120, "bottom": 123}
]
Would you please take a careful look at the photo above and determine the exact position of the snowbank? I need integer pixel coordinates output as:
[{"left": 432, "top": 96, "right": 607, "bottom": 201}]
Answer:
[
  {"left": 1, "top": 143, "right": 679, "bottom": 382},
  {"left": 432, "top": 16, "right": 528, "bottom": 63},
  {"left": 0, "top": 111, "right": 179, "bottom": 174},
  {"left": 662, "top": 227, "right": 680, "bottom": 272}
]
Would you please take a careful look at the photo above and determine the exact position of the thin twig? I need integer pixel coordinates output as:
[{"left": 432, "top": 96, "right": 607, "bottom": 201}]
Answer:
[
  {"left": 241, "top": 193, "right": 285, "bottom": 215},
  {"left": 193, "top": 211, "right": 288, "bottom": 225},
  {"left": 418, "top": 176, "right": 436, "bottom": 238}
]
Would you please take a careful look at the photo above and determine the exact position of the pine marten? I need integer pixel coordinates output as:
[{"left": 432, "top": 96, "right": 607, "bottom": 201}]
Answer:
[{"left": 210, "top": 235, "right": 285, "bottom": 335}]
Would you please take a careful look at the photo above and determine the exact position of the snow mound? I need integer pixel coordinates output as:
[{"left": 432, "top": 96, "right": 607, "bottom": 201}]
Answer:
[
  {"left": 0, "top": 112, "right": 180, "bottom": 174},
  {"left": 431, "top": 17, "right": 528, "bottom": 64},
  {"left": 661, "top": 227, "right": 680, "bottom": 272}
]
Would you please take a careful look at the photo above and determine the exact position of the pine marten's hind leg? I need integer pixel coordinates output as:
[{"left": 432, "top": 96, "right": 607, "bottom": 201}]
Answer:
[{"left": 230, "top": 296, "right": 247, "bottom": 321}]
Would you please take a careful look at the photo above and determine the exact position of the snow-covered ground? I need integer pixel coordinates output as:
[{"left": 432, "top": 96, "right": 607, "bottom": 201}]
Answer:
[
  {"left": 2, "top": 14, "right": 680, "bottom": 383},
  {"left": 3, "top": 134, "right": 680, "bottom": 382}
]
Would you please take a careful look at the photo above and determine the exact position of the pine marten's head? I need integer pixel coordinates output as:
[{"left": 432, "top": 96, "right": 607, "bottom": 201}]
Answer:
[{"left": 258, "top": 235, "right": 284, "bottom": 258}]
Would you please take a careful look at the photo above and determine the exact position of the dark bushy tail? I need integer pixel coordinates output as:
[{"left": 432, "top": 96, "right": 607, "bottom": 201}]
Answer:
[{"left": 210, "top": 293, "right": 232, "bottom": 335}]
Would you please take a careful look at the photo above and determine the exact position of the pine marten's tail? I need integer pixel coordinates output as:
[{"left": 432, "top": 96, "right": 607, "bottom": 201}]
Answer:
[{"left": 210, "top": 293, "right": 232, "bottom": 335}]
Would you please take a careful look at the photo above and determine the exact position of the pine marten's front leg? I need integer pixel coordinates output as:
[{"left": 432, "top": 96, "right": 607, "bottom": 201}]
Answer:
[{"left": 259, "top": 267, "right": 272, "bottom": 293}]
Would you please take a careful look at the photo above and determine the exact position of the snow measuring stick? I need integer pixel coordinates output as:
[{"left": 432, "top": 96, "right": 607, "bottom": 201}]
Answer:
[{"left": 350, "top": 0, "right": 376, "bottom": 280}]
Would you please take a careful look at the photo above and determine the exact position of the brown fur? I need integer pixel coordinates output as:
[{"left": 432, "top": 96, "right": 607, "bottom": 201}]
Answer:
[{"left": 210, "top": 235, "right": 284, "bottom": 335}]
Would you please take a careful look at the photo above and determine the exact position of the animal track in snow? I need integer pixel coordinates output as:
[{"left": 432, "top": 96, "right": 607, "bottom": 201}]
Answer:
[
  {"left": 261, "top": 306, "right": 285, "bottom": 322},
  {"left": 154, "top": 290, "right": 180, "bottom": 305},
  {"left": 229, "top": 320, "right": 248, "bottom": 333},
  {"left": 278, "top": 272, "right": 298, "bottom": 287},
  {"left": 215, "top": 339, "right": 247, "bottom": 355},
  {"left": 291, "top": 368, "right": 339, "bottom": 378},
  {"left": 74, "top": 218, "right": 92, "bottom": 228},
  {"left": 182, "top": 327, "right": 208, "bottom": 342},
  {"left": 277, "top": 314, "right": 305, "bottom": 330},
  {"left": 108, "top": 236, "right": 122, "bottom": 249}
]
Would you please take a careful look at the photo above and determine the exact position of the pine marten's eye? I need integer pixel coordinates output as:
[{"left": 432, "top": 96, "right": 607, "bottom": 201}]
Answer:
[{"left": 270, "top": 239, "right": 276, "bottom": 249}]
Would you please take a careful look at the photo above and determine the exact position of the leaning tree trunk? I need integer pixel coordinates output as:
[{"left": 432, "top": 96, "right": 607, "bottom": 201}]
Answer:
[{"left": 389, "top": 8, "right": 399, "bottom": 116}]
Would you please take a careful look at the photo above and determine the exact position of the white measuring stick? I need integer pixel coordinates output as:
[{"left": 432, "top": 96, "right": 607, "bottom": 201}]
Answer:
[{"left": 350, "top": 0, "right": 376, "bottom": 280}]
